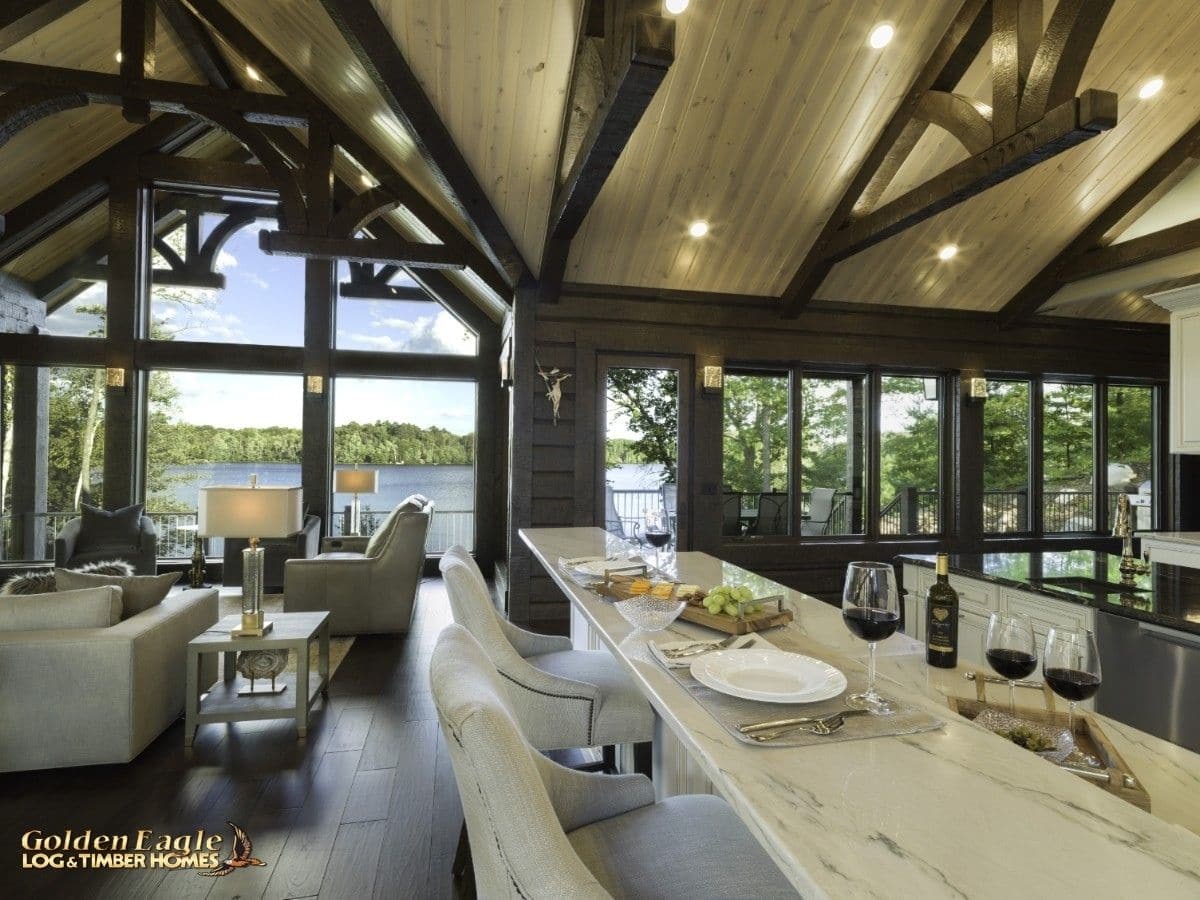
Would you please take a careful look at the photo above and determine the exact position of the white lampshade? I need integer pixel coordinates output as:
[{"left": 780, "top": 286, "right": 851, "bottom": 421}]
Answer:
[
  {"left": 198, "top": 486, "right": 303, "bottom": 538},
  {"left": 335, "top": 468, "right": 379, "bottom": 494}
]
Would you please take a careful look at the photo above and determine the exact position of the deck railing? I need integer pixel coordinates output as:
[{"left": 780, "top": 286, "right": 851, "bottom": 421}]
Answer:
[{"left": 330, "top": 508, "right": 475, "bottom": 553}]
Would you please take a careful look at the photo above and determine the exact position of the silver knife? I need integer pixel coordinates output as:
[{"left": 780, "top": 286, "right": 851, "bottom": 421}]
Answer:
[{"left": 738, "top": 708, "right": 870, "bottom": 734}]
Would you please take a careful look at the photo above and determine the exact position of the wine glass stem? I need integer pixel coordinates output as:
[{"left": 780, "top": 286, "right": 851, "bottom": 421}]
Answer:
[
  {"left": 1009, "top": 680, "right": 1017, "bottom": 715},
  {"left": 1068, "top": 701, "right": 1076, "bottom": 735},
  {"left": 867, "top": 641, "right": 877, "bottom": 698}
]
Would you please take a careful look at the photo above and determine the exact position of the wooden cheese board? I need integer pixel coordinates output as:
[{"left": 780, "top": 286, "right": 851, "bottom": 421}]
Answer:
[
  {"left": 595, "top": 572, "right": 794, "bottom": 635},
  {"left": 947, "top": 695, "right": 1150, "bottom": 812},
  {"left": 677, "top": 603, "right": 794, "bottom": 635}
]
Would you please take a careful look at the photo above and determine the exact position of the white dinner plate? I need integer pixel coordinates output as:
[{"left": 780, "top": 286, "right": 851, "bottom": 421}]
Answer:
[{"left": 690, "top": 648, "right": 847, "bottom": 704}]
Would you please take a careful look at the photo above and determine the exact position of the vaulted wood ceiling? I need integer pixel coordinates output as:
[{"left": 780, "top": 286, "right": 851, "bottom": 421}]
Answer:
[{"left": 3, "top": 0, "right": 1198, "bottom": 325}]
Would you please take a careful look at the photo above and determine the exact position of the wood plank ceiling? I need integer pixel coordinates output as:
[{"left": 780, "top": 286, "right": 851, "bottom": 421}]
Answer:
[{"left": 3, "top": 0, "right": 1199, "bottom": 325}]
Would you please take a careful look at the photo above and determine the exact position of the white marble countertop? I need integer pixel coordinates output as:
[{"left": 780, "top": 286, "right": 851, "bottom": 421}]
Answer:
[
  {"left": 521, "top": 527, "right": 1200, "bottom": 900},
  {"left": 1139, "top": 532, "right": 1200, "bottom": 546}
]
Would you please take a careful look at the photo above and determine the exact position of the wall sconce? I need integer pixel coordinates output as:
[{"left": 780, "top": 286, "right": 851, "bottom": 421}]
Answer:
[
  {"left": 702, "top": 365, "right": 723, "bottom": 395},
  {"left": 106, "top": 367, "right": 127, "bottom": 389},
  {"left": 923, "top": 377, "right": 939, "bottom": 401},
  {"left": 968, "top": 377, "right": 989, "bottom": 403},
  {"left": 305, "top": 375, "right": 325, "bottom": 394}
]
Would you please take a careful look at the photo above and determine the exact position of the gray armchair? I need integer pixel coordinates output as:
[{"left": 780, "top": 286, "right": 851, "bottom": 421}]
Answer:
[
  {"left": 283, "top": 497, "right": 433, "bottom": 634},
  {"left": 224, "top": 514, "right": 321, "bottom": 592},
  {"left": 55, "top": 513, "right": 157, "bottom": 574}
]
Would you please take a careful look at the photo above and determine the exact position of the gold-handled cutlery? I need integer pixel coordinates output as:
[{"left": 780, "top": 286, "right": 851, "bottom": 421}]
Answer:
[
  {"left": 738, "top": 707, "right": 871, "bottom": 741},
  {"left": 661, "top": 634, "right": 749, "bottom": 659}
]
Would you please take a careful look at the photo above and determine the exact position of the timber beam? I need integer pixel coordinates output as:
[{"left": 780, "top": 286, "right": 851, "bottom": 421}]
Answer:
[
  {"left": 316, "top": 0, "right": 527, "bottom": 285},
  {"left": 0, "top": 59, "right": 311, "bottom": 125},
  {"left": 139, "top": 154, "right": 277, "bottom": 193},
  {"left": 258, "top": 231, "right": 466, "bottom": 269},
  {"left": 120, "top": 0, "right": 156, "bottom": 122},
  {"left": 539, "top": 2, "right": 674, "bottom": 300},
  {"left": 780, "top": 0, "right": 1118, "bottom": 317},
  {"left": 157, "top": 0, "right": 234, "bottom": 90},
  {"left": 0, "top": 114, "right": 208, "bottom": 266},
  {"left": 997, "top": 116, "right": 1200, "bottom": 327}
]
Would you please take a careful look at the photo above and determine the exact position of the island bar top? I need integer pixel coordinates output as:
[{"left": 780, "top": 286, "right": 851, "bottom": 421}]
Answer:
[
  {"left": 897, "top": 550, "right": 1200, "bottom": 636},
  {"left": 520, "top": 528, "right": 1200, "bottom": 900}
]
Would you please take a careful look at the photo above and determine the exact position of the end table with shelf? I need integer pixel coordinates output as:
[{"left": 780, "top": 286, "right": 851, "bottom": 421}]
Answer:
[{"left": 185, "top": 611, "right": 330, "bottom": 746}]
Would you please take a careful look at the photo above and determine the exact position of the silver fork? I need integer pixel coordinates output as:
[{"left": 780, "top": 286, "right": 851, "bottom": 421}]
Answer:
[
  {"left": 661, "top": 633, "right": 744, "bottom": 659},
  {"left": 748, "top": 714, "right": 847, "bottom": 742}
]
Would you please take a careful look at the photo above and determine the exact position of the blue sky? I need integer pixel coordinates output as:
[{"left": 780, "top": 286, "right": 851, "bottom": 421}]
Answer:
[{"left": 45, "top": 220, "right": 478, "bottom": 432}]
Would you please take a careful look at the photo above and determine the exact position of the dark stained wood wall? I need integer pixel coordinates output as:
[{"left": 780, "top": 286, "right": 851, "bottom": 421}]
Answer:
[{"left": 507, "top": 285, "right": 1173, "bottom": 630}]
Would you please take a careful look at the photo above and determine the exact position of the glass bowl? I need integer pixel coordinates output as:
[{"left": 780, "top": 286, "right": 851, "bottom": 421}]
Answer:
[{"left": 613, "top": 594, "right": 687, "bottom": 631}]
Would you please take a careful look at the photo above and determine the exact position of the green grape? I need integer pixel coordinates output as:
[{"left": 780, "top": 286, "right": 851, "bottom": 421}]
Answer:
[
  {"left": 723, "top": 602, "right": 738, "bottom": 617},
  {"left": 734, "top": 586, "right": 753, "bottom": 603}
]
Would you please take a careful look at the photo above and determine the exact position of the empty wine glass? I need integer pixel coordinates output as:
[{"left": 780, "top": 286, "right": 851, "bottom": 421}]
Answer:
[
  {"left": 984, "top": 612, "right": 1037, "bottom": 715},
  {"left": 1043, "top": 627, "right": 1102, "bottom": 735},
  {"left": 841, "top": 562, "right": 901, "bottom": 716}
]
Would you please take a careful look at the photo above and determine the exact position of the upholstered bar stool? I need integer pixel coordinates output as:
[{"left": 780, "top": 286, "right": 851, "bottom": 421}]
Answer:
[
  {"left": 431, "top": 624, "right": 798, "bottom": 899},
  {"left": 438, "top": 546, "right": 654, "bottom": 759}
]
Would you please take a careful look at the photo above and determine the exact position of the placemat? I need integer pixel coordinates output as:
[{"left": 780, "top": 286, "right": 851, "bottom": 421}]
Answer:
[{"left": 650, "top": 628, "right": 943, "bottom": 748}]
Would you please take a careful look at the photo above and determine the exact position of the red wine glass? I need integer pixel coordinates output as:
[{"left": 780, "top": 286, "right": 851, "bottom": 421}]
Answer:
[
  {"left": 842, "top": 562, "right": 901, "bottom": 716},
  {"left": 984, "top": 612, "right": 1037, "bottom": 715},
  {"left": 1043, "top": 627, "right": 1101, "bottom": 735}
]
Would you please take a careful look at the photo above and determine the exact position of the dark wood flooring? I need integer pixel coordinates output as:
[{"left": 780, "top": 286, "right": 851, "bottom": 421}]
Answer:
[{"left": 1, "top": 578, "right": 482, "bottom": 900}]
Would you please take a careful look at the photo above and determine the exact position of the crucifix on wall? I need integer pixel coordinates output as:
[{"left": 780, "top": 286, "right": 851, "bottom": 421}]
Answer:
[{"left": 536, "top": 360, "right": 572, "bottom": 425}]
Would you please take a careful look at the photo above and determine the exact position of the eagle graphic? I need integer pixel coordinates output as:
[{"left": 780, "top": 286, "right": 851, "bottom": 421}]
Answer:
[{"left": 198, "top": 822, "right": 267, "bottom": 877}]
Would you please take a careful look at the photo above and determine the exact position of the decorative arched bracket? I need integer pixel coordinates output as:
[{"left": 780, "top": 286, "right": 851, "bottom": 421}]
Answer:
[{"left": 0, "top": 84, "right": 87, "bottom": 150}]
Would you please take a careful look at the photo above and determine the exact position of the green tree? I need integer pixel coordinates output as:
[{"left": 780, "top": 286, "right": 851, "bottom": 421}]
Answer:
[
  {"left": 606, "top": 368, "right": 678, "bottom": 483},
  {"left": 722, "top": 373, "right": 788, "bottom": 492}
]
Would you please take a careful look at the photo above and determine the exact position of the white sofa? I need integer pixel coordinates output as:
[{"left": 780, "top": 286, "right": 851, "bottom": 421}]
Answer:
[{"left": 0, "top": 587, "right": 218, "bottom": 772}]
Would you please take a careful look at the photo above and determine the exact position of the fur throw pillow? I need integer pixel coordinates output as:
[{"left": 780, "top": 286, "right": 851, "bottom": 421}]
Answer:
[{"left": 0, "top": 559, "right": 136, "bottom": 595}]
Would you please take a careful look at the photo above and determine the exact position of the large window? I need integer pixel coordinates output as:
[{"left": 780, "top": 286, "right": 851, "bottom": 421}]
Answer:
[
  {"left": 722, "top": 371, "right": 789, "bottom": 536},
  {"left": 332, "top": 377, "right": 476, "bottom": 552},
  {"left": 1043, "top": 382, "right": 1095, "bottom": 532},
  {"left": 801, "top": 375, "right": 865, "bottom": 536},
  {"left": 1, "top": 365, "right": 105, "bottom": 560},
  {"left": 984, "top": 380, "right": 1031, "bottom": 533},
  {"left": 44, "top": 283, "right": 107, "bottom": 337},
  {"left": 879, "top": 375, "right": 941, "bottom": 535},
  {"left": 1107, "top": 384, "right": 1155, "bottom": 530},
  {"left": 148, "top": 205, "right": 305, "bottom": 347},
  {"left": 336, "top": 265, "right": 477, "bottom": 355},
  {"left": 145, "top": 371, "right": 303, "bottom": 557}
]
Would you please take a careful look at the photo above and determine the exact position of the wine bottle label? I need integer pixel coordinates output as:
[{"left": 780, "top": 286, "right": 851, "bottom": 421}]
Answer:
[{"left": 928, "top": 619, "right": 955, "bottom": 653}]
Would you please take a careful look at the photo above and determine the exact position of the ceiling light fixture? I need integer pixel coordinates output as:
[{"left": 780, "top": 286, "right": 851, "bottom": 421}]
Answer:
[
  {"left": 245, "top": 65, "right": 262, "bottom": 82},
  {"left": 688, "top": 220, "right": 709, "bottom": 238},
  {"left": 938, "top": 244, "right": 958, "bottom": 261},
  {"left": 664, "top": 0, "right": 689, "bottom": 14},
  {"left": 114, "top": 50, "right": 123, "bottom": 63},
  {"left": 360, "top": 173, "right": 373, "bottom": 188},
  {"left": 869, "top": 23, "right": 895, "bottom": 49},
  {"left": 1138, "top": 77, "right": 1164, "bottom": 100}
]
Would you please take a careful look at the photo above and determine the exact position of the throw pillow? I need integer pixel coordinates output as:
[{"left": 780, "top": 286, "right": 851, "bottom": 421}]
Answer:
[
  {"left": 73, "top": 559, "right": 136, "bottom": 577},
  {"left": 0, "top": 585, "right": 123, "bottom": 632},
  {"left": 1, "top": 570, "right": 56, "bottom": 595},
  {"left": 55, "top": 568, "right": 180, "bottom": 619},
  {"left": 78, "top": 502, "right": 145, "bottom": 551}
]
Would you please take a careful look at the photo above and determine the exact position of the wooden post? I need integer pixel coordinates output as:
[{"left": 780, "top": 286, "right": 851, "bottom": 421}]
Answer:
[
  {"left": 849, "top": 377, "right": 867, "bottom": 534},
  {"left": 10, "top": 364, "right": 48, "bottom": 558},
  {"left": 901, "top": 486, "right": 920, "bottom": 534},
  {"left": 506, "top": 278, "right": 538, "bottom": 625},
  {"left": 956, "top": 374, "right": 985, "bottom": 549}
]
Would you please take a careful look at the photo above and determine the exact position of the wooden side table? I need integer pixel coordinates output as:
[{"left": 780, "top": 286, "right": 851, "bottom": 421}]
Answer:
[{"left": 185, "top": 611, "right": 330, "bottom": 746}]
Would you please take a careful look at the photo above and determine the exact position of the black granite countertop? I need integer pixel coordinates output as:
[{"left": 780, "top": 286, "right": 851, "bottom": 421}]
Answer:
[{"left": 897, "top": 551, "right": 1200, "bottom": 637}]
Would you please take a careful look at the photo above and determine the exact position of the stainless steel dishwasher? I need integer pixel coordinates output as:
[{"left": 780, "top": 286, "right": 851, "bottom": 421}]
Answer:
[{"left": 1095, "top": 611, "right": 1200, "bottom": 753}]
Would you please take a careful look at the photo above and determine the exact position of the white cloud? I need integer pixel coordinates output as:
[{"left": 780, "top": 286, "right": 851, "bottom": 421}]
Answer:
[
  {"left": 366, "top": 309, "right": 476, "bottom": 354},
  {"left": 215, "top": 249, "right": 238, "bottom": 271}
]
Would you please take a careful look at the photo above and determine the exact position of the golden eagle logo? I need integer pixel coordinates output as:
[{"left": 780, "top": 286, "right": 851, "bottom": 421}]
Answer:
[{"left": 198, "top": 822, "right": 267, "bottom": 877}]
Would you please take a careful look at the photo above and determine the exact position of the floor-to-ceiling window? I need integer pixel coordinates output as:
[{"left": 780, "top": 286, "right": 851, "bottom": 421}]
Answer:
[
  {"left": 879, "top": 375, "right": 942, "bottom": 535},
  {"left": 1106, "top": 384, "right": 1156, "bottom": 530},
  {"left": 984, "top": 379, "right": 1032, "bottom": 533},
  {"left": 722, "top": 370, "right": 790, "bottom": 536},
  {"left": 801, "top": 374, "right": 866, "bottom": 536},
  {"left": 332, "top": 377, "right": 476, "bottom": 552},
  {"left": 1043, "top": 382, "right": 1095, "bottom": 532}
]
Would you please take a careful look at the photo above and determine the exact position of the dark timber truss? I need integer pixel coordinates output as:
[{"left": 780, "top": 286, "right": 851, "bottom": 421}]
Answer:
[{"left": 780, "top": 0, "right": 1119, "bottom": 317}]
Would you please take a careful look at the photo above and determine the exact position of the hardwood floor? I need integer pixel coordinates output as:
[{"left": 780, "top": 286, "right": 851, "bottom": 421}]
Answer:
[{"left": 1, "top": 578, "right": 478, "bottom": 900}]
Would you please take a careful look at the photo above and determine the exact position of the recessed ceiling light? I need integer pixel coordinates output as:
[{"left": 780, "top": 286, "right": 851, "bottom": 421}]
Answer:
[
  {"left": 664, "top": 0, "right": 689, "bottom": 13},
  {"left": 688, "top": 220, "right": 709, "bottom": 238},
  {"left": 869, "top": 23, "right": 895, "bottom": 49},
  {"left": 1138, "top": 77, "right": 1164, "bottom": 100},
  {"left": 938, "top": 244, "right": 958, "bottom": 261},
  {"left": 245, "top": 65, "right": 262, "bottom": 82}
]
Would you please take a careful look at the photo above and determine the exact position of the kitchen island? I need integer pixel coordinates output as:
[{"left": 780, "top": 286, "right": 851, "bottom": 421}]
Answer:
[{"left": 522, "top": 528, "right": 1200, "bottom": 900}]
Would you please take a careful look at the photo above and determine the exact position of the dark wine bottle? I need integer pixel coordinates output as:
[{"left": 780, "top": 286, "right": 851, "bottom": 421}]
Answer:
[{"left": 925, "top": 554, "right": 958, "bottom": 668}]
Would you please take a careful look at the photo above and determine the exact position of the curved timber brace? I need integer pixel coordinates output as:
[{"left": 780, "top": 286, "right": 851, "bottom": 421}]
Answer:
[
  {"left": 0, "top": 84, "right": 87, "bottom": 151},
  {"left": 781, "top": 0, "right": 1120, "bottom": 316}
]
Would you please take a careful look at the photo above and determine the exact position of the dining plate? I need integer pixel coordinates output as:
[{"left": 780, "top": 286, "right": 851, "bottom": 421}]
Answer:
[{"left": 690, "top": 648, "right": 847, "bottom": 704}]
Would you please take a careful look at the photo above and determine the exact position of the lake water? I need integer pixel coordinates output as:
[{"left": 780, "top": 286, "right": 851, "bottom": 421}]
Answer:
[
  {"left": 606, "top": 463, "right": 667, "bottom": 490},
  {"left": 162, "top": 462, "right": 475, "bottom": 516}
]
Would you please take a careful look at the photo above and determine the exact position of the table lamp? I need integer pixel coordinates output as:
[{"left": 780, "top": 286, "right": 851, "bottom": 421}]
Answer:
[
  {"left": 334, "top": 467, "right": 379, "bottom": 535},
  {"left": 199, "top": 484, "right": 302, "bottom": 637}
]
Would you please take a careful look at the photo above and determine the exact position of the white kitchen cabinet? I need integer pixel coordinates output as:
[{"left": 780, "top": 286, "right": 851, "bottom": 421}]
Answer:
[
  {"left": 957, "top": 609, "right": 988, "bottom": 667},
  {"left": 1140, "top": 533, "right": 1200, "bottom": 571},
  {"left": 902, "top": 564, "right": 930, "bottom": 642},
  {"left": 1148, "top": 284, "right": 1200, "bottom": 453}
]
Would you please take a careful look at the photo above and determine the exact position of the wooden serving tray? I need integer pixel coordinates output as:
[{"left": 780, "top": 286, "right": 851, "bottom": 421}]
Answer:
[
  {"left": 678, "top": 602, "right": 794, "bottom": 635},
  {"left": 947, "top": 696, "right": 1150, "bottom": 812}
]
